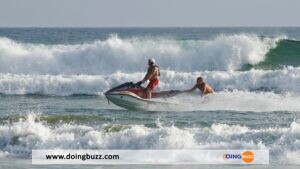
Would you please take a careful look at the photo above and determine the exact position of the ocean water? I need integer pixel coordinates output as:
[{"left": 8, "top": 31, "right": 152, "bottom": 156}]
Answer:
[{"left": 0, "top": 27, "right": 300, "bottom": 169}]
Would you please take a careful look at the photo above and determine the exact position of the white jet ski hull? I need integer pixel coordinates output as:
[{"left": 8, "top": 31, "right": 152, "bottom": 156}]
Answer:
[{"left": 105, "top": 91, "right": 177, "bottom": 111}]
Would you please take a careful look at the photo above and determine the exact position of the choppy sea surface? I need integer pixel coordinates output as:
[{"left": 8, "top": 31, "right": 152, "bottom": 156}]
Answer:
[{"left": 0, "top": 27, "right": 299, "bottom": 169}]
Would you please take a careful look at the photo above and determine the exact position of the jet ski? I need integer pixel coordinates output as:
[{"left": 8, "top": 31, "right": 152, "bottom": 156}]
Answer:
[{"left": 104, "top": 82, "right": 182, "bottom": 110}]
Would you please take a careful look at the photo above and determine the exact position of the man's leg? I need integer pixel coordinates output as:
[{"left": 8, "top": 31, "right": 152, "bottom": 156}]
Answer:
[
  {"left": 146, "top": 88, "right": 152, "bottom": 99},
  {"left": 146, "top": 79, "right": 158, "bottom": 99}
]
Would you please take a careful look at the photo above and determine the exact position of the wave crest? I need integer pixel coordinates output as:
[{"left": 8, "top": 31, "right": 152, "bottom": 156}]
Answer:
[
  {"left": 0, "top": 113, "right": 299, "bottom": 164},
  {"left": 0, "top": 66, "right": 299, "bottom": 95},
  {"left": 0, "top": 34, "right": 281, "bottom": 74}
]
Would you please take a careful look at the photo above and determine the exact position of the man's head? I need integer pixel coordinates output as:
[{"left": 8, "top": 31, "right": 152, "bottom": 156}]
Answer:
[
  {"left": 148, "top": 58, "right": 156, "bottom": 66},
  {"left": 197, "top": 77, "right": 204, "bottom": 85}
]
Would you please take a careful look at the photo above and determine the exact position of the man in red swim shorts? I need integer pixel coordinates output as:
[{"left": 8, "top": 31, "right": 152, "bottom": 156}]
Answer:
[{"left": 137, "top": 58, "right": 160, "bottom": 99}]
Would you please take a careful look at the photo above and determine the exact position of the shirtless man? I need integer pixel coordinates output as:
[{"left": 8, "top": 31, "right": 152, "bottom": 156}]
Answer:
[
  {"left": 137, "top": 58, "right": 160, "bottom": 99},
  {"left": 184, "top": 77, "right": 214, "bottom": 96}
]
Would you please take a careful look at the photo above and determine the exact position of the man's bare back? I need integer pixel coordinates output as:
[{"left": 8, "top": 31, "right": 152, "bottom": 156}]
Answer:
[
  {"left": 198, "top": 83, "right": 214, "bottom": 95},
  {"left": 146, "top": 66, "right": 159, "bottom": 81},
  {"left": 184, "top": 77, "right": 214, "bottom": 96}
]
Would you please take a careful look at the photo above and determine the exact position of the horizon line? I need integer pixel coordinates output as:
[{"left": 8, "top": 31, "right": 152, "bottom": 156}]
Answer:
[{"left": 1, "top": 26, "right": 300, "bottom": 29}]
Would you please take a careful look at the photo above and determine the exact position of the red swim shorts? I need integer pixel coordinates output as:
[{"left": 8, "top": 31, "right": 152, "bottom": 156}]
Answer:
[{"left": 147, "top": 79, "right": 159, "bottom": 90}]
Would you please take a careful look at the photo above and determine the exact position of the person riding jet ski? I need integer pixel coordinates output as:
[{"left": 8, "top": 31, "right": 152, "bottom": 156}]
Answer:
[{"left": 136, "top": 58, "right": 160, "bottom": 99}]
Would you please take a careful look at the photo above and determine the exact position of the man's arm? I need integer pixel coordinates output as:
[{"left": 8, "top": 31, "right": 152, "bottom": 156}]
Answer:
[{"left": 183, "top": 84, "right": 197, "bottom": 92}]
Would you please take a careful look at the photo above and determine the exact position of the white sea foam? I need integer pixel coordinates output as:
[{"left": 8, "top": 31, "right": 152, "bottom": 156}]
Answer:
[
  {"left": 0, "top": 113, "right": 299, "bottom": 163},
  {"left": 0, "top": 67, "right": 299, "bottom": 112},
  {"left": 0, "top": 66, "right": 299, "bottom": 96},
  {"left": 0, "top": 34, "right": 281, "bottom": 74},
  {"left": 169, "top": 90, "right": 300, "bottom": 112}
]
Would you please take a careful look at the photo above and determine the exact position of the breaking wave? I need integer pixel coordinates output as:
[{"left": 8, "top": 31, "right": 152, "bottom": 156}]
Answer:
[
  {"left": 0, "top": 113, "right": 298, "bottom": 164},
  {"left": 0, "top": 34, "right": 281, "bottom": 74},
  {"left": 0, "top": 67, "right": 299, "bottom": 95}
]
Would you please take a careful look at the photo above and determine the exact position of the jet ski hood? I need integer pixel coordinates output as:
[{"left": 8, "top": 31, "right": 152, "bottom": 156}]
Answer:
[{"left": 105, "top": 82, "right": 145, "bottom": 97}]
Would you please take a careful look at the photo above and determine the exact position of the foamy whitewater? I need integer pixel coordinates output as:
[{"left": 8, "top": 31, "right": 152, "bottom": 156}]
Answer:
[
  {"left": 0, "top": 34, "right": 281, "bottom": 74},
  {"left": 0, "top": 113, "right": 299, "bottom": 164},
  {"left": 0, "top": 28, "right": 299, "bottom": 168}
]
